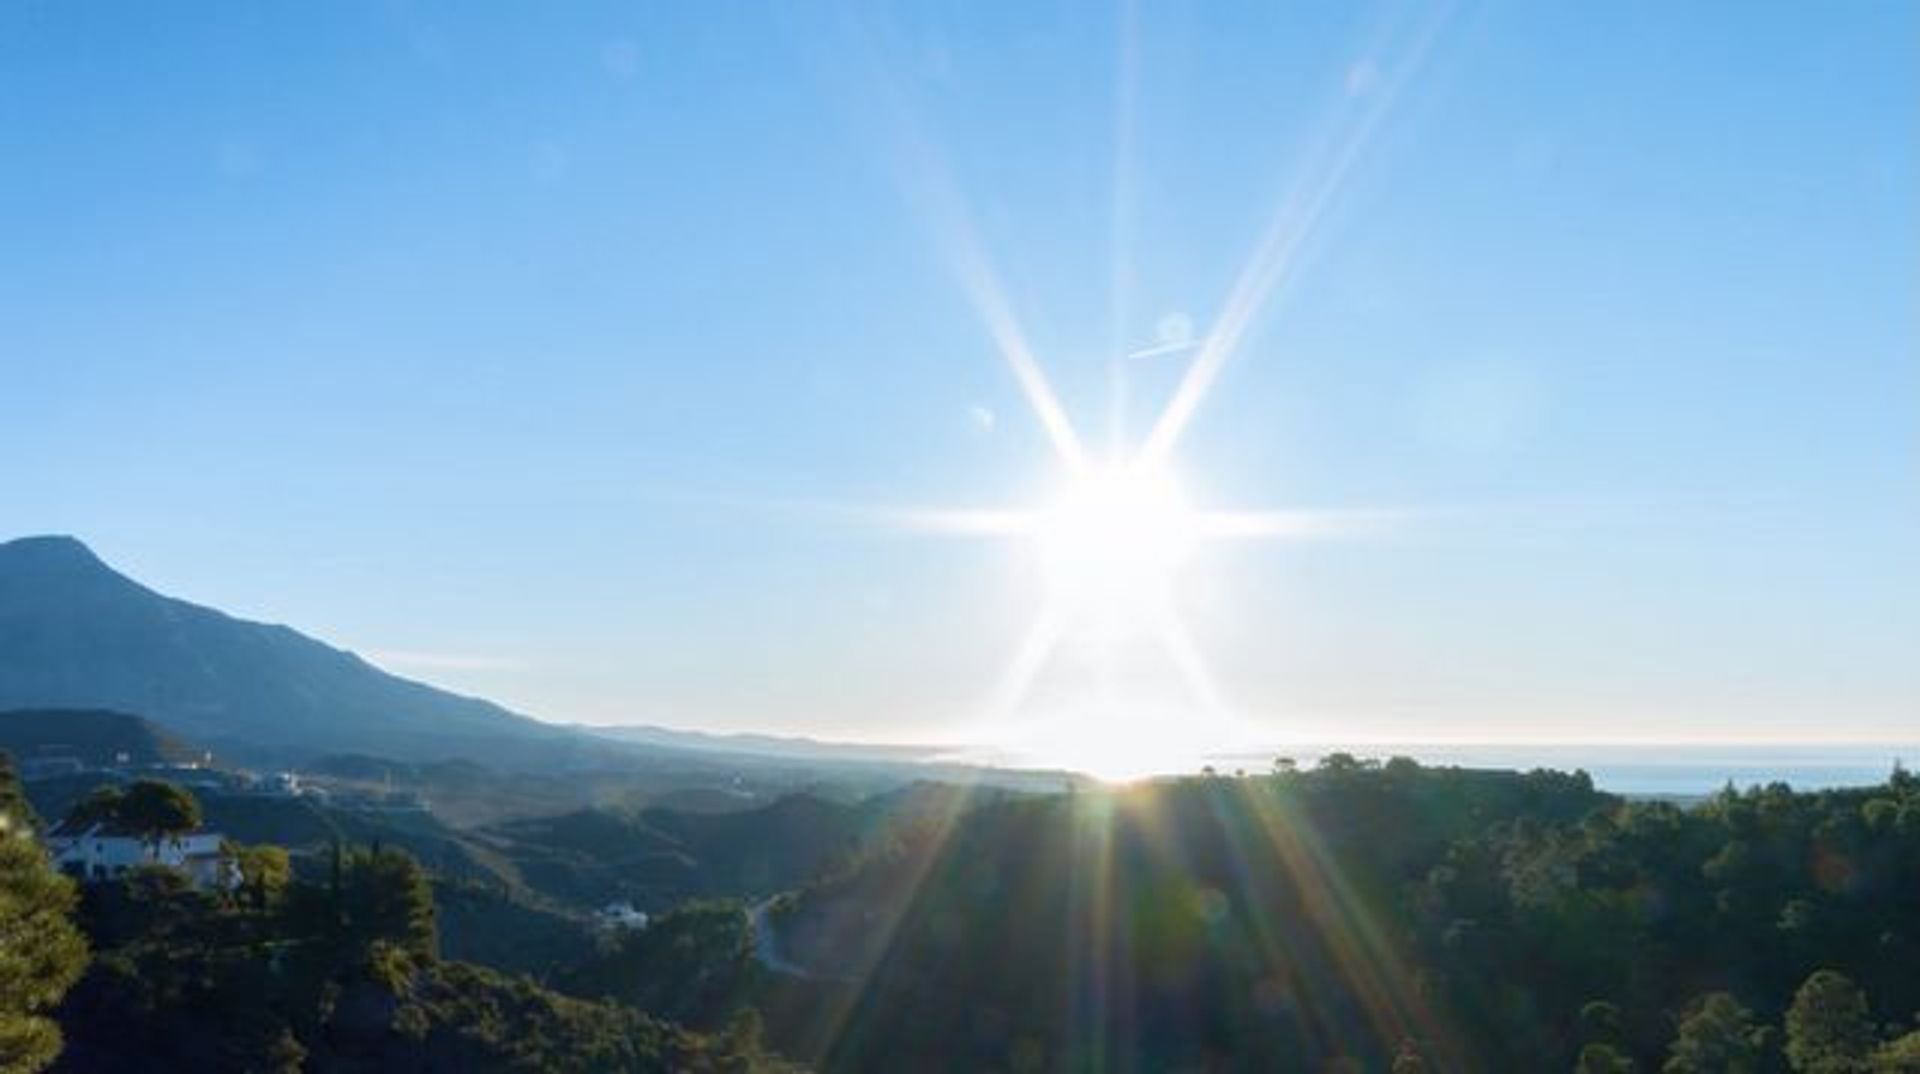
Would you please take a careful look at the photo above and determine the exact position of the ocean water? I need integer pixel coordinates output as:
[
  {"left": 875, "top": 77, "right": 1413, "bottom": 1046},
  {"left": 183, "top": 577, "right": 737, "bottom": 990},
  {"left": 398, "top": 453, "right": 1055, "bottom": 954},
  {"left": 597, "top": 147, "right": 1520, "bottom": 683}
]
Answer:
[{"left": 1206, "top": 744, "right": 1918, "bottom": 797}]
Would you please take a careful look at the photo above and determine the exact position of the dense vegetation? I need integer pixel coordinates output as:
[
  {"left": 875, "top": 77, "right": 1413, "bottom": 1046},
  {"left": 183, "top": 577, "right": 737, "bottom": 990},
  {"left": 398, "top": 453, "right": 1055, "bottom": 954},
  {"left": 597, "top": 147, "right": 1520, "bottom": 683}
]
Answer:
[
  {"left": 0, "top": 757, "right": 787, "bottom": 1073},
  {"left": 760, "top": 757, "right": 1920, "bottom": 1072},
  {"left": 558, "top": 899, "right": 762, "bottom": 1031},
  {"left": 0, "top": 756, "right": 87, "bottom": 1074},
  {"left": 480, "top": 794, "right": 884, "bottom": 909},
  {"left": 63, "top": 780, "right": 202, "bottom": 839},
  {"left": 12, "top": 744, "right": 1920, "bottom": 1072},
  {"left": 51, "top": 838, "right": 792, "bottom": 1073}
]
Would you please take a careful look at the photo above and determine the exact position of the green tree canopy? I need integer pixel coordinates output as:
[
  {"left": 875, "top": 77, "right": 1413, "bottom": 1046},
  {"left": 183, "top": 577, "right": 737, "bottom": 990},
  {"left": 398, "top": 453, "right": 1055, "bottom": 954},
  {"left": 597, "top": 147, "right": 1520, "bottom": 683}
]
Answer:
[
  {"left": 62, "top": 781, "right": 202, "bottom": 844},
  {"left": 338, "top": 847, "right": 435, "bottom": 958},
  {"left": 228, "top": 843, "right": 291, "bottom": 911},
  {"left": 1664, "top": 992, "right": 1775, "bottom": 1074},
  {"left": 1576, "top": 1041, "right": 1635, "bottom": 1073},
  {"left": 61, "top": 787, "right": 123, "bottom": 831},
  {"left": 1872, "top": 1031, "right": 1920, "bottom": 1073},
  {"left": 113, "top": 782, "right": 201, "bottom": 842},
  {"left": 0, "top": 755, "right": 89, "bottom": 1074},
  {"left": 1786, "top": 971, "right": 1875, "bottom": 1074}
]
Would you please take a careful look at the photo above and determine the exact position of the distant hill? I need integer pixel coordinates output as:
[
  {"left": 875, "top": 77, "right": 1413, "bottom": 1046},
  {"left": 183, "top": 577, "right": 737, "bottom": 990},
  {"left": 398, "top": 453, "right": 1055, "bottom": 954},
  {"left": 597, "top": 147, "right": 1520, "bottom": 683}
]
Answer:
[
  {"left": 581, "top": 723, "right": 949, "bottom": 764},
  {"left": 0, "top": 535, "right": 570, "bottom": 764},
  {"left": 0, "top": 534, "right": 1090, "bottom": 787},
  {"left": 0, "top": 707, "right": 194, "bottom": 767},
  {"left": 477, "top": 791, "right": 930, "bottom": 909}
]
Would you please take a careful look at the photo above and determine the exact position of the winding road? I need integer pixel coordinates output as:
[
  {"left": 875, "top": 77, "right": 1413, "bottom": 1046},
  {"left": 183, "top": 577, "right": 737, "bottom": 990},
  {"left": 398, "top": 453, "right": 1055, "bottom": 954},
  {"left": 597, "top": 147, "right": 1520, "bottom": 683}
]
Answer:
[{"left": 748, "top": 899, "right": 812, "bottom": 978}]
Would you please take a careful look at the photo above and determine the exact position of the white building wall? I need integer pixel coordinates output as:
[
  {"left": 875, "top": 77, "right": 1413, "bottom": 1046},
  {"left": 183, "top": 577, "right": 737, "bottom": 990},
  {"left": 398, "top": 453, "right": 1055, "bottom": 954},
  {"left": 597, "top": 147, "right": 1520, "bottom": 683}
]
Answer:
[{"left": 49, "top": 826, "right": 239, "bottom": 889}]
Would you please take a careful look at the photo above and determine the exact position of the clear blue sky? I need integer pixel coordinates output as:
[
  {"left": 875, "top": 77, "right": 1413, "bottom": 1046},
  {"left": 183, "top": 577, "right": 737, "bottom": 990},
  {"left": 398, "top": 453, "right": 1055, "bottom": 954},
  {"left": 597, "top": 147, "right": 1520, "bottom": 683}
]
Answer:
[{"left": 3, "top": 2, "right": 1914, "bottom": 746}]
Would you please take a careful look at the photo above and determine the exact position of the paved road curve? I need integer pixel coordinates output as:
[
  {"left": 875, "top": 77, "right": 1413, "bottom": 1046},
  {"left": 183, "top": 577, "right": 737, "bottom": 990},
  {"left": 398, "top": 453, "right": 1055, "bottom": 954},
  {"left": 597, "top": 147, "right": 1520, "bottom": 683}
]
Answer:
[{"left": 748, "top": 899, "right": 811, "bottom": 978}]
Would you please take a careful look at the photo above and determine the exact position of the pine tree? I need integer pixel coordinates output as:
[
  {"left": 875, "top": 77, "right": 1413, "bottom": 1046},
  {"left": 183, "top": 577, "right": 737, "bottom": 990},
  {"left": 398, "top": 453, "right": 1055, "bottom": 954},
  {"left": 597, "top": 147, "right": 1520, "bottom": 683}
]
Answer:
[
  {"left": 0, "top": 755, "right": 89, "bottom": 1074},
  {"left": 1785, "top": 971, "right": 1875, "bottom": 1074},
  {"left": 1664, "top": 992, "right": 1775, "bottom": 1074}
]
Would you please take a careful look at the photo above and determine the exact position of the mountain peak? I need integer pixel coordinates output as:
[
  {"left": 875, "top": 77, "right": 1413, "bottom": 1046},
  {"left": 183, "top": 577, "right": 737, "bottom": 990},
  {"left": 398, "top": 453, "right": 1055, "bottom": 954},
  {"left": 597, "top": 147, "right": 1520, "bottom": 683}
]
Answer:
[
  {"left": 0, "top": 534, "right": 107, "bottom": 571},
  {"left": 0, "top": 532, "right": 558, "bottom": 762}
]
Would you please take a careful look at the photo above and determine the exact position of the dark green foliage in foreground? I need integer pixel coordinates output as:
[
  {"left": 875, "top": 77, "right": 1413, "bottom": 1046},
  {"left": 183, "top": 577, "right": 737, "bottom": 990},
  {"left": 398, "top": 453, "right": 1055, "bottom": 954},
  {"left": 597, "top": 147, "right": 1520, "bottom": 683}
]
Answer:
[
  {"left": 0, "top": 758, "right": 34, "bottom": 829},
  {"left": 1413, "top": 769, "right": 1920, "bottom": 1072},
  {"left": 52, "top": 844, "right": 779, "bottom": 1073},
  {"left": 1577, "top": 1042, "right": 1636, "bottom": 1073},
  {"left": 1874, "top": 1031, "right": 1920, "bottom": 1072},
  {"left": 758, "top": 758, "right": 1920, "bottom": 1072},
  {"left": 760, "top": 758, "right": 1605, "bottom": 1070},
  {"left": 0, "top": 755, "right": 88, "bottom": 1074},
  {"left": 229, "top": 842, "right": 291, "bottom": 910},
  {"left": 26, "top": 751, "right": 1920, "bottom": 1072},
  {"left": 330, "top": 843, "right": 438, "bottom": 957},
  {"left": 1663, "top": 992, "right": 1778, "bottom": 1073},
  {"left": 323, "top": 946, "right": 755, "bottom": 1074},
  {"left": 1784, "top": 970, "right": 1875, "bottom": 1074},
  {"left": 431, "top": 877, "right": 599, "bottom": 979},
  {"left": 558, "top": 900, "right": 761, "bottom": 1031}
]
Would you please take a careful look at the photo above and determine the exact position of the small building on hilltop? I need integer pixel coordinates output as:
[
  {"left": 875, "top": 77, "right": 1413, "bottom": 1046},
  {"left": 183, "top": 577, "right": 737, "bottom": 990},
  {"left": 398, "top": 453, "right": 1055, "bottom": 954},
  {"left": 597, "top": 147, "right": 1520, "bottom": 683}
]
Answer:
[
  {"left": 46, "top": 821, "right": 240, "bottom": 890},
  {"left": 238, "top": 771, "right": 307, "bottom": 798},
  {"left": 595, "top": 900, "right": 650, "bottom": 931}
]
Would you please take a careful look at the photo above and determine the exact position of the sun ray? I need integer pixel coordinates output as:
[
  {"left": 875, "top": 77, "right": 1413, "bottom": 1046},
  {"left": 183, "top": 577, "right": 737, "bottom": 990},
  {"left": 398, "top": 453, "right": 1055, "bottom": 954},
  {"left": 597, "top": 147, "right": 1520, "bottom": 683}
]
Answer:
[
  {"left": 807, "top": 4, "right": 1445, "bottom": 782},
  {"left": 879, "top": 507, "right": 1041, "bottom": 537},
  {"left": 1138, "top": 8, "right": 1453, "bottom": 466},
  {"left": 1105, "top": 0, "right": 1141, "bottom": 462},
  {"left": 944, "top": 225, "right": 1091, "bottom": 473},
  {"left": 1239, "top": 787, "right": 1470, "bottom": 1064},
  {"left": 836, "top": 12, "right": 1091, "bottom": 473},
  {"left": 1155, "top": 610, "right": 1234, "bottom": 721},
  {"left": 809, "top": 782, "right": 983, "bottom": 1063},
  {"left": 1192, "top": 507, "right": 1406, "bottom": 540},
  {"left": 984, "top": 601, "right": 1067, "bottom": 725},
  {"left": 1062, "top": 792, "right": 1121, "bottom": 1069}
]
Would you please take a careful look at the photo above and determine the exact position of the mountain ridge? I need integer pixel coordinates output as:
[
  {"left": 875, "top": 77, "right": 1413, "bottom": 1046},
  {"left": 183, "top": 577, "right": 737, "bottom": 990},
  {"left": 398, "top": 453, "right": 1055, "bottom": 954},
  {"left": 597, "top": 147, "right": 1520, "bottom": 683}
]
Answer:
[
  {"left": 0, "top": 533, "right": 564, "bottom": 763},
  {"left": 0, "top": 535, "right": 1081, "bottom": 787}
]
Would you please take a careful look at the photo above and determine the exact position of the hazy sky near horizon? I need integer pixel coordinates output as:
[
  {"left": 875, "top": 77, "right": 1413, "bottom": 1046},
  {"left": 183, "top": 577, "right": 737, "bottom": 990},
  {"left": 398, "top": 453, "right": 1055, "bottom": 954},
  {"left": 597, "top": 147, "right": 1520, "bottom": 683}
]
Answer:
[{"left": 3, "top": 3, "right": 1915, "bottom": 746}]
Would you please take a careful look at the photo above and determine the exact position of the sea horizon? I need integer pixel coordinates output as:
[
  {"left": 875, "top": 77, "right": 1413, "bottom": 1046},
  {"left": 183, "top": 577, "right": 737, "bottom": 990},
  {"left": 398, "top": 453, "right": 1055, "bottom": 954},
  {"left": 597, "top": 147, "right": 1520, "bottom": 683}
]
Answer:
[
  {"left": 917, "top": 739, "right": 1920, "bottom": 794},
  {"left": 1192, "top": 742, "right": 1920, "bottom": 796}
]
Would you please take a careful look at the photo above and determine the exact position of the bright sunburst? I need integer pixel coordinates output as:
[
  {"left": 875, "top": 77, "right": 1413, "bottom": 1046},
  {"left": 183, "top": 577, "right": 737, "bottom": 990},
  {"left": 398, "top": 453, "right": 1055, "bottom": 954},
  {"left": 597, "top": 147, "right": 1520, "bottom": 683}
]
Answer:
[
  {"left": 840, "top": 8, "right": 1444, "bottom": 780},
  {"left": 891, "top": 444, "right": 1385, "bottom": 781},
  {"left": 1035, "top": 462, "right": 1193, "bottom": 615}
]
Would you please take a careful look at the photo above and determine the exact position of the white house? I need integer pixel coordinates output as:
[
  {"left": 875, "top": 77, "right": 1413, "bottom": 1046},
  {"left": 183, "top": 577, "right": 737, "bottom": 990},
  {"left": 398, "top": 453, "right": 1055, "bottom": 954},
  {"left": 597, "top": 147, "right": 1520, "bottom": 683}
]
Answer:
[
  {"left": 241, "top": 771, "right": 305, "bottom": 798},
  {"left": 46, "top": 822, "right": 240, "bottom": 890},
  {"left": 595, "top": 901, "right": 650, "bottom": 931}
]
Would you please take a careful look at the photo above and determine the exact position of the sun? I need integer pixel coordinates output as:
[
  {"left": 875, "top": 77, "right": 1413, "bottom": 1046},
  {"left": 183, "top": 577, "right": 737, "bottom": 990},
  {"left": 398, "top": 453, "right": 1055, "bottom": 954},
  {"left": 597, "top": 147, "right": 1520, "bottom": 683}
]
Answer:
[
  {"left": 1034, "top": 463, "right": 1195, "bottom": 612},
  {"left": 834, "top": 13, "right": 1433, "bottom": 779},
  {"left": 892, "top": 448, "right": 1382, "bottom": 778}
]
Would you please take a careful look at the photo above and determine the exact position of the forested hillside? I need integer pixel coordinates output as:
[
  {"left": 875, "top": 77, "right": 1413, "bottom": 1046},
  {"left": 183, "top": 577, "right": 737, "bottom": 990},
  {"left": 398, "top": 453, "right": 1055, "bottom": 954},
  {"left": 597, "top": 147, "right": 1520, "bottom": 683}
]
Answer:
[
  {"left": 11, "top": 750, "right": 1920, "bottom": 1072},
  {"left": 0, "top": 756, "right": 793, "bottom": 1073},
  {"left": 758, "top": 758, "right": 1920, "bottom": 1072},
  {"left": 478, "top": 787, "right": 1002, "bottom": 910}
]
